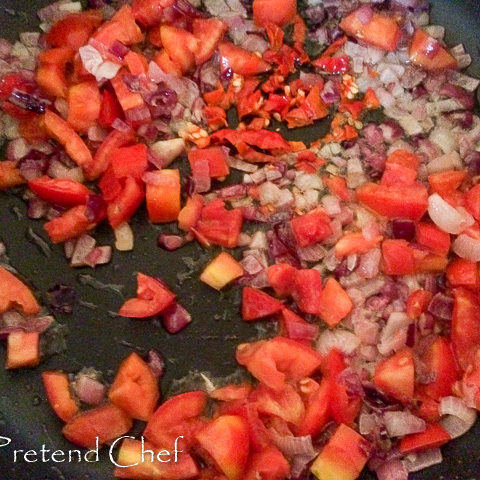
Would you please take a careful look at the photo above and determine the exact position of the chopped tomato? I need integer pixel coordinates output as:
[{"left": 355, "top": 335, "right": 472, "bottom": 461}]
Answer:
[
  {"left": 313, "top": 55, "right": 350, "bottom": 74},
  {"left": 281, "top": 308, "right": 319, "bottom": 343},
  {"left": 356, "top": 182, "right": 429, "bottom": 221},
  {"left": 119, "top": 273, "right": 176, "bottom": 318},
  {"left": 111, "top": 69, "right": 146, "bottom": 113},
  {"left": 38, "top": 47, "right": 75, "bottom": 66},
  {"left": 146, "top": 169, "right": 181, "bottom": 223},
  {"left": 416, "top": 222, "right": 451, "bottom": 255},
  {"left": 406, "top": 289, "right": 432, "bottom": 319},
  {"left": 124, "top": 50, "right": 149, "bottom": 75},
  {"left": 292, "top": 269, "right": 323, "bottom": 315},
  {"left": 381, "top": 162, "right": 417, "bottom": 186},
  {"left": 193, "top": 18, "right": 228, "bottom": 65},
  {"left": 399, "top": 423, "right": 450, "bottom": 454},
  {"left": 210, "top": 384, "right": 252, "bottom": 402},
  {"left": 62, "top": 404, "right": 133, "bottom": 448},
  {"left": 131, "top": 0, "right": 173, "bottom": 27},
  {"left": 324, "top": 175, "right": 350, "bottom": 201},
  {"left": 94, "top": 5, "right": 144, "bottom": 47},
  {"left": 319, "top": 277, "right": 353, "bottom": 327},
  {"left": 420, "top": 337, "right": 458, "bottom": 401},
  {"left": 290, "top": 208, "right": 332, "bottom": 248},
  {"left": 44, "top": 110, "right": 93, "bottom": 167},
  {"left": 340, "top": 8, "right": 401, "bottom": 51},
  {"left": 253, "top": 0, "right": 296, "bottom": 27},
  {"left": 28, "top": 176, "right": 94, "bottom": 207},
  {"left": 242, "top": 287, "right": 283, "bottom": 321},
  {"left": 36, "top": 63, "right": 68, "bottom": 98},
  {"left": 144, "top": 390, "right": 207, "bottom": 449},
  {"left": 267, "top": 263, "right": 296, "bottom": 297},
  {"left": 218, "top": 42, "right": 271, "bottom": 76},
  {"left": 451, "top": 287, "right": 480, "bottom": 371},
  {"left": 98, "top": 89, "right": 124, "bottom": 128},
  {"left": 374, "top": 348, "right": 415, "bottom": 403},
  {"left": 195, "top": 199, "right": 243, "bottom": 248},
  {"left": 109, "top": 352, "right": 159, "bottom": 421},
  {"left": 382, "top": 239, "right": 416, "bottom": 275},
  {"left": 446, "top": 258, "right": 480, "bottom": 288},
  {"left": 189, "top": 147, "right": 230, "bottom": 179},
  {"left": 409, "top": 29, "right": 457, "bottom": 72},
  {"left": 0, "top": 161, "right": 25, "bottom": 190},
  {"left": 465, "top": 183, "right": 480, "bottom": 221},
  {"left": 195, "top": 415, "right": 250, "bottom": 480},
  {"left": 154, "top": 49, "right": 183, "bottom": 76},
  {"left": 387, "top": 149, "right": 420, "bottom": 170},
  {"left": 44, "top": 205, "right": 95, "bottom": 244},
  {"left": 428, "top": 170, "right": 466, "bottom": 197},
  {"left": 42, "top": 371, "right": 79, "bottom": 422},
  {"left": 335, "top": 232, "right": 383, "bottom": 258},
  {"left": 244, "top": 446, "right": 290, "bottom": 480},
  {"left": 178, "top": 195, "right": 204, "bottom": 232},
  {"left": 160, "top": 25, "right": 198, "bottom": 74},
  {"left": 110, "top": 144, "right": 148, "bottom": 180},
  {"left": 236, "top": 336, "right": 322, "bottom": 391},
  {"left": 296, "top": 378, "right": 330, "bottom": 438},
  {"left": 67, "top": 81, "right": 102, "bottom": 133}
]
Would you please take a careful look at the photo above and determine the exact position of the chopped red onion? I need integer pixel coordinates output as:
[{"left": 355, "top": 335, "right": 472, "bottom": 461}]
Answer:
[
  {"left": 355, "top": 5, "right": 373, "bottom": 25},
  {"left": 440, "top": 412, "right": 477, "bottom": 439},
  {"left": 9, "top": 90, "right": 48, "bottom": 114},
  {"left": 73, "top": 373, "right": 106, "bottom": 406},
  {"left": 47, "top": 284, "right": 75, "bottom": 314},
  {"left": 70, "top": 234, "right": 96, "bottom": 267},
  {"left": 149, "top": 138, "right": 185, "bottom": 168},
  {"left": 158, "top": 234, "right": 186, "bottom": 251},
  {"left": 297, "top": 244, "right": 327, "bottom": 263},
  {"left": 27, "top": 197, "right": 49, "bottom": 220},
  {"left": 147, "top": 349, "right": 165, "bottom": 379},
  {"left": 270, "top": 430, "right": 316, "bottom": 457},
  {"left": 427, "top": 293, "right": 453, "bottom": 320},
  {"left": 376, "top": 460, "right": 408, "bottom": 480},
  {"left": 162, "top": 302, "right": 192, "bottom": 334},
  {"left": 85, "top": 246, "right": 112, "bottom": 267},
  {"left": 391, "top": 219, "right": 416, "bottom": 241},
  {"left": 109, "top": 40, "right": 129, "bottom": 60}
]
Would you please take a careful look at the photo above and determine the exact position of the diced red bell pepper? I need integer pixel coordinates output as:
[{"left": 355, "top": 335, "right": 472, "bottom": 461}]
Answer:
[
  {"left": 114, "top": 437, "right": 199, "bottom": 480},
  {"left": 44, "top": 110, "right": 93, "bottom": 167},
  {"left": 193, "top": 18, "right": 228, "bottom": 65},
  {"left": 109, "top": 144, "right": 148, "bottom": 180},
  {"left": 195, "top": 415, "right": 250, "bottom": 480},
  {"left": 99, "top": 166, "right": 122, "bottom": 202},
  {"left": 253, "top": 0, "right": 296, "bottom": 27},
  {"left": 267, "top": 263, "right": 296, "bottom": 297},
  {"left": 310, "top": 424, "right": 370, "bottom": 480},
  {"left": 188, "top": 147, "right": 230, "bottom": 179},
  {"left": 399, "top": 423, "right": 450, "bottom": 454},
  {"left": 236, "top": 336, "right": 322, "bottom": 391},
  {"left": 416, "top": 222, "right": 451, "bottom": 255},
  {"left": 46, "top": 10, "right": 103, "bottom": 50},
  {"left": 160, "top": 25, "right": 199, "bottom": 74},
  {"left": 98, "top": 89, "right": 124, "bottom": 128},
  {"left": 85, "top": 129, "right": 135, "bottom": 180},
  {"left": 374, "top": 348, "right": 415, "bottom": 403},
  {"left": 28, "top": 176, "right": 94, "bottom": 207},
  {"left": 451, "top": 287, "right": 480, "bottom": 371},
  {"left": 211, "top": 128, "right": 290, "bottom": 152},
  {"left": 62, "top": 403, "right": 133, "bottom": 448},
  {"left": 319, "top": 277, "right": 353, "bottom": 327},
  {"left": 406, "top": 289, "right": 432, "bottom": 319},
  {"left": 428, "top": 170, "right": 466, "bottom": 197},
  {"left": 218, "top": 42, "right": 271, "bottom": 76},
  {"left": 146, "top": 169, "right": 181, "bottom": 223},
  {"left": 195, "top": 199, "right": 243, "bottom": 248},
  {"left": 340, "top": 8, "right": 401, "bottom": 51},
  {"left": 178, "top": 195, "right": 204, "bottom": 232},
  {"left": 0, "top": 266, "right": 40, "bottom": 315},
  {"left": 357, "top": 182, "right": 429, "bottom": 221},
  {"left": 244, "top": 446, "right": 290, "bottom": 480},
  {"left": 42, "top": 371, "right": 79, "bottom": 422},
  {"left": 420, "top": 337, "right": 458, "bottom": 400},
  {"left": 409, "top": 29, "right": 458, "bottom": 72},
  {"left": 144, "top": 390, "right": 207, "bottom": 449},
  {"left": 292, "top": 269, "right": 323, "bottom": 315},
  {"left": 465, "top": 183, "right": 480, "bottom": 221},
  {"left": 242, "top": 287, "right": 283, "bottom": 321},
  {"left": 109, "top": 352, "right": 160, "bottom": 421},
  {"left": 290, "top": 209, "right": 332, "bottom": 248},
  {"left": 335, "top": 232, "right": 383, "bottom": 258},
  {"left": 6, "top": 331, "right": 40, "bottom": 369},
  {"left": 44, "top": 205, "right": 95, "bottom": 244},
  {"left": 0, "top": 161, "right": 25, "bottom": 190},
  {"left": 382, "top": 239, "right": 416, "bottom": 275},
  {"left": 67, "top": 81, "right": 102, "bottom": 133},
  {"left": 119, "top": 273, "right": 176, "bottom": 318},
  {"left": 446, "top": 258, "right": 480, "bottom": 288}
]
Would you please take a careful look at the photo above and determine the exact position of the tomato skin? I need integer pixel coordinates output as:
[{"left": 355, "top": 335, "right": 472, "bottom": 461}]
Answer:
[
  {"left": 406, "top": 289, "right": 432, "bottom": 320},
  {"left": 98, "top": 89, "right": 124, "bottom": 128},
  {"left": 195, "top": 415, "right": 250, "bottom": 480},
  {"left": 446, "top": 258, "right": 480, "bottom": 288},
  {"left": 67, "top": 81, "right": 102, "bottom": 133},
  {"left": 451, "top": 287, "right": 480, "bottom": 371},
  {"left": 318, "top": 277, "right": 353, "bottom": 327},
  {"left": 44, "top": 205, "right": 95, "bottom": 244},
  {"left": 419, "top": 337, "right": 458, "bottom": 401},
  {"left": 409, "top": 29, "right": 457, "bottom": 72},
  {"left": 244, "top": 446, "right": 290, "bottom": 480},
  {"left": 144, "top": 390, "right": 207, "bottom": 449},
  {"left": 42, "top": 371, "right": 79, "bottom": 422},
  {"left": 109, "top": 352, "right": 160, "bottom": 421},
  {"left": 46, "top": 10, "right": 102, "bottom": 50},
  {"left": 340, "top": 9, "right": 401, "bottom": 51},
  {"left": 62, "top": 404, "right": 133, "bottom": 448},
  {"left": 290, "top": 208, "right": 332, "bottom": 248},
  {"left": 382, "top": 239, "right": 416, "bottom": 275},
  {"left": 119, "top": 273, "right": 176, "bottom": 318},
  {"left": 146, "top": 170, "right": 181, "bottom": 223},
  {"left": 399, "top": 424, "right": 450, "bottom": 454},
  {"left": 241, "top": 287, "right": 283, "bottom": 321},
  {"left": 374, "top": 348, "right": 415, "bottom": 403},
  {"left": 28, "top": 176, "right": 94, "bottom": 207},
  {"left": 356, "top": 182, "right": 429, "bottom": 221},
  {"left": 218, "top": 42, "right": 271, "bottom": 76},
  {"left": 253, "top": 0, "right": 297, "bottom": 27}
]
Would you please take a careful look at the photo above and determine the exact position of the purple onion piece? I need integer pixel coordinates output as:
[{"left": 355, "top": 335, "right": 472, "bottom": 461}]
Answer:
[
  {"left": 427, "top": 293, "right": 454, "bottom": 320},
  {"left": 9, "top": 89, "right": 48, "bottom": 114},
  {"left": 172, "top": 0, "right": 206, "bottom": 18},
  {"left": 109, "top": 40, "right": 129, "bottom": 60},
  {"left": 47, "top": 284, "right": 76, "bottom": 314},
  {"left": 147, "top": 349, "right": 165, "bottom": 379},
  {"left": 85, "top": 194, "right": 106, "bottom": 223},
  {"left": 162, "top": 302, "right": 192, "bottom": 334},
  {"left": 391, "top": 219, "right": 416, "bottom": 241},
  {"left": 406, "top": 323, "right": 416, "bottom": 347},
  {"left": 158, "top": 234, "right": 185, "bottom": 251},
  {"left": 467, "top": 152, "right": 480, "bottom": 177}
]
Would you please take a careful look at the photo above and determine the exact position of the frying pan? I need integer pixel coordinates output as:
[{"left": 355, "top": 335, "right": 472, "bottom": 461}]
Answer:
[{"left": 1, "top": 1, "right": 480, "bottom": 479}]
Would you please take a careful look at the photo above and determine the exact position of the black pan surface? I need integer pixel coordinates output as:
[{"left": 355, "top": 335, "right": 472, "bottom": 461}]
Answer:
[{"left": 0, "top": 1, "right": 480, "bottom": 479}]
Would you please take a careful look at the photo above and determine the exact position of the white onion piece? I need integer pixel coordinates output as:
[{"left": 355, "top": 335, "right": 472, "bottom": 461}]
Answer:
[
  {"left": 383, "top": 411, "right": 426, "bottom": 437},
  {"left": 440, "top": 396, "right": 477, "bottom": 424},
  {"left": 376, "top": 460, "right": 408, "bottom": 480},
  {"left": 403, "top": 448, "right": 442, "bottom": 473},
  {"left": 79, "top": 45, "right": 103, "bottom": 76},
  {"left": 452, "top": 234, "right": 480, "bottom": 262},
  {"left": 150, "top": 138, "right": 185, "bottom": 168},
  {"left": 94, "top": 61, "right": 121, "bottom": 81},
  {"left": 114, "top": 222, "right": 134, "bottom": 252},
  {"left": 378, "top": 312, "right": 410, "bottom": 356},
  {"left": 428, "top": 193, "right": 474, "bottom": 234},
  {"left": 249, "top": 231, "right": 267, "bottom": 250},
  {"left": 322, "top": 194, "right": 341, "bottom": 216},
  {"left": 440, "top": 413, "right": 477, "bottom": 439},
  {"left": 316, "top": 329, "right": 360, "bottom": 356}
]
